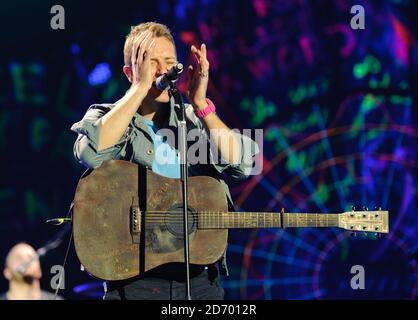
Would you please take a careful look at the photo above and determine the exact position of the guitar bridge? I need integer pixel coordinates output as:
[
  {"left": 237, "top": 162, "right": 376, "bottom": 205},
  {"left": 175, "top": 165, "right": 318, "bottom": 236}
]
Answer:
[{"left": 130, "top": 202, "right": 141, "bottom": 244}]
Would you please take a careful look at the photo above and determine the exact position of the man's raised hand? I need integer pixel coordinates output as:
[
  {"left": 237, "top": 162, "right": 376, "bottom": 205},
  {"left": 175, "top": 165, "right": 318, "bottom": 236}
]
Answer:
[{"left": 130, "top": 31, "right": 155, "bottom": 90}]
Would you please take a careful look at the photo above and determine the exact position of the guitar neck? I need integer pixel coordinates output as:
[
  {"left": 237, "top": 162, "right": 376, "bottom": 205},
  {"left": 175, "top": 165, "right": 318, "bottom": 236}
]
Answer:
[{"left": 198, "top": 212, "right": 340, "bottom": 229}]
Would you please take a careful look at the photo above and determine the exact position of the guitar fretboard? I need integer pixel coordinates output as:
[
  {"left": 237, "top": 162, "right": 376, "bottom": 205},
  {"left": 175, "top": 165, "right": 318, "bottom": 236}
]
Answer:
[{"left": 197, "top": 212, "right": 339, "bottom": 229}]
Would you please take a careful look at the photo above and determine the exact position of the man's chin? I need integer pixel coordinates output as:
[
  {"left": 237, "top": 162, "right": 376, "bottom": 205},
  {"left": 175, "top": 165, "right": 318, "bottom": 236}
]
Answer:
[{"left": 148, "top": 87, "right": 170, "bottom": 103}]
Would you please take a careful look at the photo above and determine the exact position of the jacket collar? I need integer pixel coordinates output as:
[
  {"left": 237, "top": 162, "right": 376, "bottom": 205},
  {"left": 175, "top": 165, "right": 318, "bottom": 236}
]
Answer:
[{"left": 133, "top": 95, "right": 179, "bottom": 129}]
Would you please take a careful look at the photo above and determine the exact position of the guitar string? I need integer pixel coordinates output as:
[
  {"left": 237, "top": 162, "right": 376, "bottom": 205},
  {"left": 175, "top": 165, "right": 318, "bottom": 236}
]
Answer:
[
  {"left": 127, "top": 210, "right": 341, "bottom": 225},
  {"left": 138, "top": 211, "right": 342, "bottom": 214},
  {"left": 142, "top": 212, "right": 339, "bottom": 219},
  {"left": 139, "top": 211, "right": 341, "bottom": 216},
  {"left": 139, "top": 212, "right": 339, "bottom": 226},
  {"left": 141, "top": 222, "right": 338, "bottom": 227},
  {"left": 130, "top": 209, "right": 381, "bottom": 214},
  {"left": 141, "top": 212, "right": 339, "bottom": 223}
]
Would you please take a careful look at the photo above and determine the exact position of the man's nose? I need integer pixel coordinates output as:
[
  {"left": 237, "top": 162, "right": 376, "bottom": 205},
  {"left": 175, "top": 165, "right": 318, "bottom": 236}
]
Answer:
[{"left": 156, "top": 62, "right": 170, "bottom": 75}]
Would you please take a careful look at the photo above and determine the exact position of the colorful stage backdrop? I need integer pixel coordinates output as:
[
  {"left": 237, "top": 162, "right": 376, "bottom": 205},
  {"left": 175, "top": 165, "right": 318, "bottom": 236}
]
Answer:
[{"left": 0, "top": 0, "right": 416, "bottom": 299}]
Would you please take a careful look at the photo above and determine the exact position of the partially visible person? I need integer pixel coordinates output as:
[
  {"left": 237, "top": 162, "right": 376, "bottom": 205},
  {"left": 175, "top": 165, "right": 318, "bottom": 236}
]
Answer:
[{"left": 1, "top": 242, "right": 62, "bottom": 300}]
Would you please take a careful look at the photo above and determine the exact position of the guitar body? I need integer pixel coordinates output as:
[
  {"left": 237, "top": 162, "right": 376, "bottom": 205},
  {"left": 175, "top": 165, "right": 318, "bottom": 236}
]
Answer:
[{"left": 73, "top": 160, "right": 228, "bottom": 281}]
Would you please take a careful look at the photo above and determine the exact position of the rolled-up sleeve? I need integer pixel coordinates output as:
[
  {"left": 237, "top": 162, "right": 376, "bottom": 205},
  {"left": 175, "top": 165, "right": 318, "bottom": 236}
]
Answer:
[
  {"left": 71, "top": 104, "right": 130, "bottom": 169},
  {"left": 185, "top": 105, "right": 260, "bottom": 181},
  {"left": 210, "top": 131, "right": 260, "bottom": 181}
]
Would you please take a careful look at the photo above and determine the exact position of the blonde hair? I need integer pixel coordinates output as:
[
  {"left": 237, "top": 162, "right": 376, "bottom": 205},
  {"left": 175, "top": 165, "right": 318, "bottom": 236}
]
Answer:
[{"left": 123, "top": 22, "right": 175, "bottom": 66}]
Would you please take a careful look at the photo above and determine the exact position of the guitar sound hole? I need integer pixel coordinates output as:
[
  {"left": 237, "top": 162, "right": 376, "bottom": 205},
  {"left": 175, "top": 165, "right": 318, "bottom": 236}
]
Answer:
[{"left": 165, "top": 204, "right": 196, "bottom": 237}]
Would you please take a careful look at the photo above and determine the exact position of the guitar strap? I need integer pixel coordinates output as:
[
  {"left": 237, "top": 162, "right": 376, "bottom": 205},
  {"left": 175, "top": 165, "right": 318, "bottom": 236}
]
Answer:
[{"left": 138, "top": 164, "right": 147, "bottom": 275}]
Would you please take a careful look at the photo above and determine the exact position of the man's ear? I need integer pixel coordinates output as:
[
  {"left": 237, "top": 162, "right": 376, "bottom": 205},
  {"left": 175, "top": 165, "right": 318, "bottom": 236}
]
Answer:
[
  {"left": 3, "top": 268, "right": 11, "bottom": 281},
  {"left": 123, "top": 65, "right": 133, "bottom": 83}
]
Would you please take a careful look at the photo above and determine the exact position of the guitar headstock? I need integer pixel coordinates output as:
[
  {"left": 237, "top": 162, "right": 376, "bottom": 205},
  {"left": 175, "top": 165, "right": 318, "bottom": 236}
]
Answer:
[{"left": 339, "top": 209, "right": 389, "bottom": 234}]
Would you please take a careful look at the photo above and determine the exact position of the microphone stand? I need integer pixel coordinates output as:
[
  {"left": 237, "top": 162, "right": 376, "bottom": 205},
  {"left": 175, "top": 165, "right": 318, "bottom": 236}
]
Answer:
[
  {"left": 15, "top": 223, "right": 71, "bottom": 274},
  {"left": 168, "top": 82, "right": 192, "bottom": 300}
]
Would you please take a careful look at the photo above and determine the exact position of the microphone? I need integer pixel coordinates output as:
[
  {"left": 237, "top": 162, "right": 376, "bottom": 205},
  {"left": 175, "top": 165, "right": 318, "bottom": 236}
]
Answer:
[
  {"left": 155, "top": 63, "right": 183, "bottom": 90},
  {"left": 15, "top": 223, "right": 70, "bottom": 274},
  {"left": 15, "top": 241, "right": 60, "bottom": 274}
]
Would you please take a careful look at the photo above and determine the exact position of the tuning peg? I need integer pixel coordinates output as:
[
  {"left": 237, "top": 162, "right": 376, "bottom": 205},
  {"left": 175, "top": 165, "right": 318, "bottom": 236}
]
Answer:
[
  {"left": 351, "top": 206, "right": 356, "bottom": 211},
  {"left": 363, "top": 206, "right": 368, "bottom": 211},
  {"left": 350, "top": 231, "right": 357, "bottom": 237}
]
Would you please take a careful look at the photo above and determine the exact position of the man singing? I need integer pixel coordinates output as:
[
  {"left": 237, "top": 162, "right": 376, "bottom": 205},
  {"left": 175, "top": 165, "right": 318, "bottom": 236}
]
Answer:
[{"left": 71, "top": 22, "right": 258, "bottom": 300}]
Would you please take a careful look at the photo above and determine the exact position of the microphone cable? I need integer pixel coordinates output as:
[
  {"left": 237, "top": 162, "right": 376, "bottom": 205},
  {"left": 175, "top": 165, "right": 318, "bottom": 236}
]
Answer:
[{"left": 51, "top": 201, "right": 74, "bottom": 300}]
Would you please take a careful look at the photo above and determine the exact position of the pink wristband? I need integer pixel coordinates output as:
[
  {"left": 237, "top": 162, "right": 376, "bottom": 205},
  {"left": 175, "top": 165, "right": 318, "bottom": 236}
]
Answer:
[{"left": 195, "top": 98, "right": 216, "bottom": 119}]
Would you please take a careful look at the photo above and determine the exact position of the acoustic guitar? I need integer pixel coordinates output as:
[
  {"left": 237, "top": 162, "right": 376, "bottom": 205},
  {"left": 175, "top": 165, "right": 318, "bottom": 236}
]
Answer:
[{"left": 72, "top": 160, "right": 389, "bottom": 281}]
